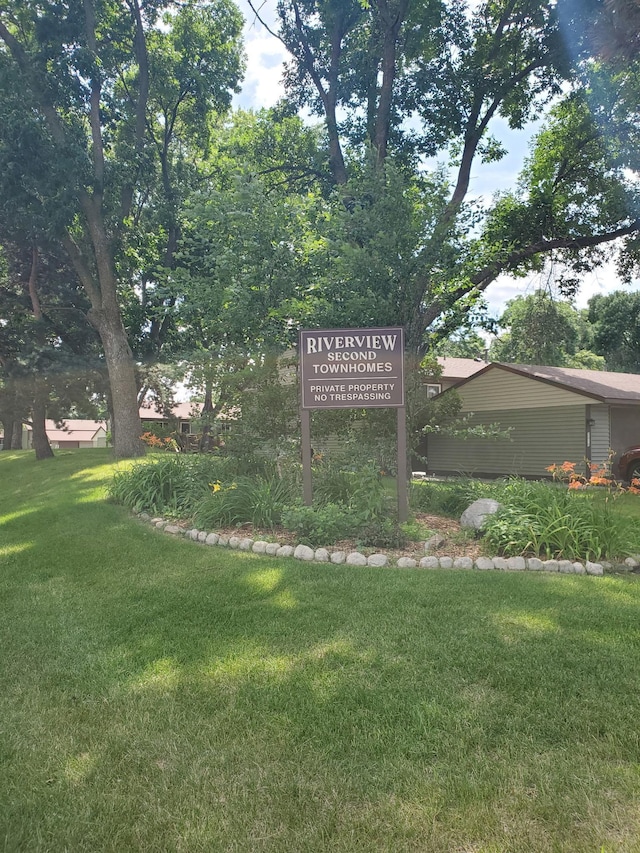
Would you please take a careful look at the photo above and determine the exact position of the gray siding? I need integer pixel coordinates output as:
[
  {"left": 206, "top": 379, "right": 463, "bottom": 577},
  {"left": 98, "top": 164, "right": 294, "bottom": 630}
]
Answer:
[
  {"left": 457, "top": 368, "right": 594, "bottom": 411},
  {"left": 427, "top": 405, "right": 587, "bottom": 477},
  {"left": 589, "top": 405, "right": 611, "bottom": 467}
]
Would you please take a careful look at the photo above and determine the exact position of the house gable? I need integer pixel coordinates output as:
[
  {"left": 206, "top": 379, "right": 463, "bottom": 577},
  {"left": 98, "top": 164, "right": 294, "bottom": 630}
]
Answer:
[{"left": 453, "top": 364, "right": 601, "bottom": 412}]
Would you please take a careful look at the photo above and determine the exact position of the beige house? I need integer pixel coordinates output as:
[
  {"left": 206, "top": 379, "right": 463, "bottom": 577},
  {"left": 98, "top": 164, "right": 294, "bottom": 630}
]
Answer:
[
  {"left": 139, "top": 402, "right": 202, "bottom": 437},
  {"left": 426, "top": 363, "right": 640, "bottom": 478}
]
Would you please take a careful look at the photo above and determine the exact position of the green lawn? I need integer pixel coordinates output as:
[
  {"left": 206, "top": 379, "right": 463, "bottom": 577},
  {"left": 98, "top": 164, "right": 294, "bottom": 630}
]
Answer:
[{"left": 2, "top": 449, "right": 640, "bottom": 852}]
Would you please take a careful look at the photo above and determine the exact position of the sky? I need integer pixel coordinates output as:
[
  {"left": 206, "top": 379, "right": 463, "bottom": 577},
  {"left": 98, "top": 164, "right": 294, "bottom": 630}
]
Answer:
[{"left": 233, "top": 0, "right": 639, "bottom": 326}]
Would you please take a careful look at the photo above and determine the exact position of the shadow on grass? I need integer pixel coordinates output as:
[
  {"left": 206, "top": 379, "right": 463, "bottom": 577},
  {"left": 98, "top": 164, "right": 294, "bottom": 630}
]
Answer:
[{"left": 3, "top": 450, "right": 640, "bottom": 851}]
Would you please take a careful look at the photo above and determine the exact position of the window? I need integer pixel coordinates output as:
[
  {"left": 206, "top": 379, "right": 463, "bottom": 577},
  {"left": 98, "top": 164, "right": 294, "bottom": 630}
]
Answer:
[
  {"left": 180, "top": 422, "right": 191, "bottom": 434},
  {"left": 425, "top": 383, "right": 442, "bottom": 399}
]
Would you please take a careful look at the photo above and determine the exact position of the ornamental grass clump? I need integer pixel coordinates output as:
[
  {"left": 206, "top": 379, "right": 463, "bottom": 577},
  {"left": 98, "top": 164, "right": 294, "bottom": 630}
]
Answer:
[
  {"left": 109, "top": 454, "right": 232, "bottom": 516},
  {"left": 482, "top": 477, "right": 640, "bottom": 561},
  {"left": 193, "top": 475, "right": 296, "bottom": 530}
]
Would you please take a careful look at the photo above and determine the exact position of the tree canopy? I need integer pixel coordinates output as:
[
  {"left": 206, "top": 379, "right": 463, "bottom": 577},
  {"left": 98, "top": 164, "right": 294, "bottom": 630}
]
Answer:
[{"left": 2, "top": 0, "right": 640, "bottom": 458}]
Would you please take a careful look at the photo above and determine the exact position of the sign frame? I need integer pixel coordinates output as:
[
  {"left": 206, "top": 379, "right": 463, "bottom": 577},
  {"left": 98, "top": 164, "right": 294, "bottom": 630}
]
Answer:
[
  {"left": 299, "top": 326, "right": 405, "bottom": 410},
  {"left": 298, "top": 326, "right": 408, "bottom": 521}
]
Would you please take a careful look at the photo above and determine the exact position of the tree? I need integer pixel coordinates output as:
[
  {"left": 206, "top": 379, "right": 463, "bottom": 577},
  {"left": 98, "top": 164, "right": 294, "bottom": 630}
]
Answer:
[
  {"left": 588, "top": 290, "right": 640, "bottom": 373},
  {"left": 247, "top": 0, "right": 640, "bottom": 354},
  {"left": 0, "top": 0, "right": 243, "bottom": 457},
  {"left": 0, "top": 237, "right": 106, "bottom": 457},
  {"left": 489, "top": 290, "right": 605, "bottom": 367}
]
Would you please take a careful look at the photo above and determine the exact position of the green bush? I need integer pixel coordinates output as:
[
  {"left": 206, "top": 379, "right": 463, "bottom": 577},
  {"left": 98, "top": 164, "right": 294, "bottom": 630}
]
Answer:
[
  {"left": 282, "top": 503, "right": 357, "bottom": 547},
  {"left": 410, "top": 478, "right": 504, "bottom": 518},
  {"left": 483, "top": 479, "right": 640, "bottom": 560},
  {"left": 109, "top": 454, "right": 232, "bottom": 515},
  {"left": 313, "top": 461, "right": 389, "bottom": 515},
  {"left": 193, "top": 475, "right": 296, "bottom": 530},
  {"left": 356, "top": 517, "right": 409, "bottom": 549}
]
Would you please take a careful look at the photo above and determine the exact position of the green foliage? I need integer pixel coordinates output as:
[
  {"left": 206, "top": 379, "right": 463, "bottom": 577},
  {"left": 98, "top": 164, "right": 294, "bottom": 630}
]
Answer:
[
  {"left": 281, "top": 503, "right": 357, "bottom": 547},
  {"left": 109, "top": 454, "right": 230, "bottom": 516},
  {"left": 312, "top": 461, "right": 387, "bottom": 513},
  {"left": 483, "top": 479, "right": 640, "bottom": 560},
  {"left": 356, "top": 518, "right": 409, "bottom": 550},
  {"left": 193, "top": 475, "right": 296, "bottom": 530},
  {"left": 410, "top": 478, "right": 505, "bottom": 518},
  {"left": 588, "top": 290, "right": 640, "bottom": 373},
  {"left": 490, "top": 291, "right": 603, "bottom": 367}
]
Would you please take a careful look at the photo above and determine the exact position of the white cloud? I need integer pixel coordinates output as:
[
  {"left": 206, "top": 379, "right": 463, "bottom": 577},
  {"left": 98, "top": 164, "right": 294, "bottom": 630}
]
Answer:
[{"left": 235, "top": 1, "right": 287, "bottom": 110}]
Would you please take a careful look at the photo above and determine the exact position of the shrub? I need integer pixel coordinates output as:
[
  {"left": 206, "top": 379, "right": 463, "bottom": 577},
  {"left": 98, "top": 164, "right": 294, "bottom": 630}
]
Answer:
[
  {"left": 282, "top": 503, "right": 357, "bottom": 547},
  {"left": 109, "top": 454, "right": 232, "bottom": 516},
  {"left": 193, "top": 475, "right": 296, "bottom": 530},
  {"left": 356, "top": 518, "right": 409, "bottom": 549},
  {"left": 410, "top": 478, "right": 504, "bottom": 518},
  {"left": 483, "top": 478, "right": 640, "bottom": 560},
  {"left": 313, "top": 461, "right": 390, "bottom": 516}
]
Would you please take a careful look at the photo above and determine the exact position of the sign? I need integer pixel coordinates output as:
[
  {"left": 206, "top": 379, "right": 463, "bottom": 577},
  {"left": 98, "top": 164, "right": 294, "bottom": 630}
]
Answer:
[{"left": 299, "top": 327, "right": 405, "bottom": 409}]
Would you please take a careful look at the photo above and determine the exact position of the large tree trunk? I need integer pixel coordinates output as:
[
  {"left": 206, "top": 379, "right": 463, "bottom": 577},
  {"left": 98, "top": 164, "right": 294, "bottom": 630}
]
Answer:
[
  {"left": 96, "top": 311, "right": 144, "bottom": 459},
  {"left": 31, "top": 382, "right": 54, "bottom": 460}
]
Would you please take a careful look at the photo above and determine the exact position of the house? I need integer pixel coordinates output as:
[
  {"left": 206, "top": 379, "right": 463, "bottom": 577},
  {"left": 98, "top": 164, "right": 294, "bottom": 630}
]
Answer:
[
  {"left": 426, "top": 363, "right": 640, "bottom": 478},
  {"left": 139, "top": 401, "right": 202, "bottom": 437},
  {"left": 1, "top": 419, "right": 108, "bottom": 450},
  {"left": 43, "top": 420, "right": 108, "bottom": 449}
]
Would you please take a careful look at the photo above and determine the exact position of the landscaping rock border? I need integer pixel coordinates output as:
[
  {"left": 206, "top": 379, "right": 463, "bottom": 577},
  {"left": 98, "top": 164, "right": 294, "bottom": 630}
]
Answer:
[{"left": 137, "top": 512, "right": 609, "bottom": 576}]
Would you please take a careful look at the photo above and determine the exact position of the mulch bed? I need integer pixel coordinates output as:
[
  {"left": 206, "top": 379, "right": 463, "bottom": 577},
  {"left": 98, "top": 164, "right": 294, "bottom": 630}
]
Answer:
[{"left": 205, "top": 512, "right": 484, "bottom": 561}]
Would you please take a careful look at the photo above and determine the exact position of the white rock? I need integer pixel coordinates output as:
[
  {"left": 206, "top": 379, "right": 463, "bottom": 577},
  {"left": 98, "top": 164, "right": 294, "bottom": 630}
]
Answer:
[
  {"left": 217, "top": 534, "right": 229, "bottom": 546},
  {"left": 474, "top": 557, "right": 495, "bottom": 570},
  {"left": 492, "top": 557, "right": 508, "bottom": 570},
  {"left": 155, "top": 520, "right": 167, "bottom": 529},
  {"left": 276, "top": 545, "right": 294, "bottom": 558},
  {"left": 330, "top": 551, "right": 346, "bottom": 564},
  {"left": 506, "top": 556, "right": 526, "bottom": 571},
  {"left": 228, "top": 536, "right": 240, "bottom": 549},
  {"left": 188, "top": 529, "right": 200, "bottom": 541},
  {"left": 205, "top": 533, "right": 219, "bottom": 546},
  {"left": 543, "top": 560, "right": 559, "bottom": 572},
  {"left": 624, "top": 556, "right": 639, "bottom": 568},
  {"left": 265, "top": 543, "right": 280, "bottom": 556},
  {"left": 439, "top": 557, "right": 453, "bottom": 569},
  {"left": 453, "top": 557, "right": 473, "bottom": 570},
  {"left": 314, "top": 548, "right": 330, "bottom": 562},
  {"left": 558, "top": 560, "right": 575, "bottom": 574},
  {"left": 527, "top": 558, "right": 544, "bottom": 571},
  {"left": 573, "top": 562, "right": 586, "bottom": 574},
  {"left": 460, "top": 499, "right": 501, "bottom": 530},
  {"left": 585, "top": 561, "right": 604, "bottom": 576},
  {"left": 239, "top": 538, "right": 254, "bottom": 551},
  {"left": 397, "top": 557, "right": 417, "bottom": 568},
  {"left": 164, "top": 524, "right": 182, "bottom": 535},
  {"left": 367, "top": 553, "right": 389, "bottom": 567},
  {"left": 420, "top": 556, "right": 440, "bottom": 569},
  {"left": 197, "top": 531, "right": 208, "bottom": 543},
  {"left": 294, "top": 544, "right": 315, "bottom": 561},
  {"left": 252, "top": 541, "right": 268, "bottom": 554},
  {"left": 346, "top": 552, "right": 368, "bottom": 566}
]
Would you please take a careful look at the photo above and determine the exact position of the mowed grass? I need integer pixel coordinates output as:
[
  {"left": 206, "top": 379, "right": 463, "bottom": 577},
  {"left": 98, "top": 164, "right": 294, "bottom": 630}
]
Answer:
[{"left": 2, "top": 451, "right": 640, "bottom": 852}]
